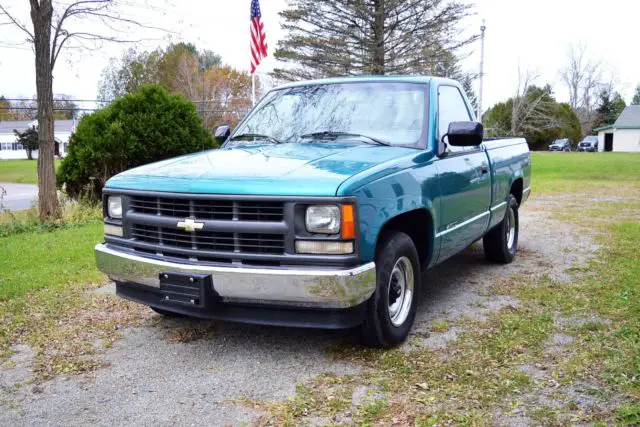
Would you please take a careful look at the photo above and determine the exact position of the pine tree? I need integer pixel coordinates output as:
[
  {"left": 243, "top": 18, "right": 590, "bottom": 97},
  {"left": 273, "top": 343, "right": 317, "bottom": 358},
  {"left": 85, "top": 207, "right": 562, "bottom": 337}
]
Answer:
[
  {"left": 632, "top": 84, "right": 640, "bottom": 105},
  {"left": 595, "top": 90, "right": 626, "bottom": 128},
  {"left": 13, "top": 127, "right": 39, "bottom": 160},
  {"left": 273, "top": 0, "right": 476, "bottom": 80}
]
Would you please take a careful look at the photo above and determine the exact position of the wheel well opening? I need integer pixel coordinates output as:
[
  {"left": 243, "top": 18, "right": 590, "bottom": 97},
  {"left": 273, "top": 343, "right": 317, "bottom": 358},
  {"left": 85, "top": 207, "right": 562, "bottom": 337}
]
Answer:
[
  {"left": 511, "top": 178, "right": 523, "bottom": 206},
  {"left": 377, "top": 209, "right": 433, "bottom": 270}
]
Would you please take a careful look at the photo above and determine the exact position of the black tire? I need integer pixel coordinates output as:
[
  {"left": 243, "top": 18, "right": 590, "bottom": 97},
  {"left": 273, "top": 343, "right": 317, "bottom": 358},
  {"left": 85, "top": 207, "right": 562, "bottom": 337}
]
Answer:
[
  {"left": 483, "top": 194, "right": 519, "bottom": 264},
  {"left": 361, "top": 231, "right": 421, "bottom": 348},
  {"left": 150, "top": 306, "right": 186, "bottom": 318}
]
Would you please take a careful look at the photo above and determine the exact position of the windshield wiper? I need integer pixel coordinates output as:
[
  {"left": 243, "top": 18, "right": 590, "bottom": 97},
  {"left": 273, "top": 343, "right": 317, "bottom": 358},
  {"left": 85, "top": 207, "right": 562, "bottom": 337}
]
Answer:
[
  {"left": 229, "top": 133, "right": 282, "bottom": 144},
  {"left": 300, "top": 131, "right": 392, "bottom": 147}
]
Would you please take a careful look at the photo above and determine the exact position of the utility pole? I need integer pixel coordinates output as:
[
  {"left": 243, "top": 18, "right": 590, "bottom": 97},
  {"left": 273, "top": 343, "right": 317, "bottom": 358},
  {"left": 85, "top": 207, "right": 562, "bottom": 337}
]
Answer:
[
  {"left": 477, "top": 19, "right": 486, "bottom": 122},
  {"left": 200, "top": 63, "right": 206, "bottom": 151}
]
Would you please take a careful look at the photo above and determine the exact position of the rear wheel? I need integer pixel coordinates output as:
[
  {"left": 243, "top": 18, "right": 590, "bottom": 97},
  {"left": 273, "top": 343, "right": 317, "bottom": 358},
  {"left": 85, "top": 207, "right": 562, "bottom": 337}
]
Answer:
[
  {"left": 483, "top": 194, "right": 519, "bottom": 264},
  {"left": 361, "top": 231, "right": 420, "bottom": 348}
]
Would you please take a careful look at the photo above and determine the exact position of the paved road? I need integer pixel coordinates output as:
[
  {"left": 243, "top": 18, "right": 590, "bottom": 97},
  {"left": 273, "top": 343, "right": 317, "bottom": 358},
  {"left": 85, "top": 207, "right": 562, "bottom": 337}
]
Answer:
[{"left": 0, "top": 182, "right": 38, "bottom": 211}]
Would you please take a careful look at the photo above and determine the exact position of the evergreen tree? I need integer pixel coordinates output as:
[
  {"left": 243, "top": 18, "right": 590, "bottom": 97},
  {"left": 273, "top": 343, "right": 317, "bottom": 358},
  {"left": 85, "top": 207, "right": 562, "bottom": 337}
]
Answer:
[
  {"left": 273, "top": 0, "right": 476, "bottom": 80},
  {"left": 13, "top": 127, "right": 39, "bottom": 160},
  {"left": 594, "top": 90, "right": 626, "bottom": 128},
  {"left": 632, "top": 84, "right": 640, "bottom": 105},
  {"left": 483, "top": 85, "right": 582, "bottom": 150}
]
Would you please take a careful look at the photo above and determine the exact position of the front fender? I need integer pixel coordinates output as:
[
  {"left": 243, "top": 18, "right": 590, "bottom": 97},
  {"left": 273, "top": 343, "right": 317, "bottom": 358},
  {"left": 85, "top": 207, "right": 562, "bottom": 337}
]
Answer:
[{"left": 351, "top": 162, "right": 440, "bottom": 264}]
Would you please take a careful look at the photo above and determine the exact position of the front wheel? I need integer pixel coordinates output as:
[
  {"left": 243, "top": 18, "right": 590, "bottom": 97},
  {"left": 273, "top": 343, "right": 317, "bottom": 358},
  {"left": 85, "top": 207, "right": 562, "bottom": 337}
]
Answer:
[
  {"left": 361, "top": 231, "right": 421, "bottom": 348},
  {"left": 483, "top": 194, "right": 519, "bottom": 264}
]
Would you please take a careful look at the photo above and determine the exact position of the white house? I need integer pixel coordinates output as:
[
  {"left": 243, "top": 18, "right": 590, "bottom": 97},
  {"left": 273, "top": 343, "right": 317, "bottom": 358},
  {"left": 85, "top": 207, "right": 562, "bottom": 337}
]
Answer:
[
  {"left": 594, "top": 105, "right": 640, "bottom": 152},
  {"left": 0, "top": 119, "right": 75, "bottom": 160}
]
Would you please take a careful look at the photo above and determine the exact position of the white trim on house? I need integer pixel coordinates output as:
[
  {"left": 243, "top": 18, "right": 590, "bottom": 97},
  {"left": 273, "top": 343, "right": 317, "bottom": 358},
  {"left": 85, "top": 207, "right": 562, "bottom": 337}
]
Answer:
[{"left": 0, "top": 120, "right": 75, "bottom": 160}]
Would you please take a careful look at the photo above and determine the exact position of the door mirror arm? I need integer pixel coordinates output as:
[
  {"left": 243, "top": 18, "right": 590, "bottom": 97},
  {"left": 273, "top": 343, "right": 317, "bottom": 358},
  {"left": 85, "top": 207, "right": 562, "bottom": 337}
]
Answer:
[
  {"left": 215, "top": 125, "right": 231, "bottom": 145},
  {"left": 438, "top": 134, "right": 449, "bottom": 157}
]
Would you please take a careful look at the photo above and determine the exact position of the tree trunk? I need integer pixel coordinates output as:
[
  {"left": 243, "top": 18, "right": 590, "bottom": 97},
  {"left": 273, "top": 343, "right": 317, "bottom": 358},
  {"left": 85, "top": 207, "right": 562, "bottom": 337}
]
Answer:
[
  {"left": 30, "top": 0, "right": 59, "bottom": 221},
  {"left": 371, "top": 0, "right": 385, "bottom": 75}
]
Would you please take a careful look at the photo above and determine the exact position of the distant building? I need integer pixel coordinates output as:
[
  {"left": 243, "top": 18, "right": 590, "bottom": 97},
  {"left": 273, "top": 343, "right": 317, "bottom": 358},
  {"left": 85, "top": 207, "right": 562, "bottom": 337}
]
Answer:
[
  {"left": 0, "top": 119, "right": 75, "bottom": 160},
  {"left": 594, "top": 106, "right": 640, "bottom": 152}
]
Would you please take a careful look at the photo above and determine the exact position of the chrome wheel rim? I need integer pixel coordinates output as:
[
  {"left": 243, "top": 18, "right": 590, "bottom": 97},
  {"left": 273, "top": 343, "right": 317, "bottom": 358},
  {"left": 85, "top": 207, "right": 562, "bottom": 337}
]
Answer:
[
  {"left": 506, "top": 207, "right": 516, "bottom": 250},
  {"left": 387, "top": 256, "right": 414, "bottom": 327}
]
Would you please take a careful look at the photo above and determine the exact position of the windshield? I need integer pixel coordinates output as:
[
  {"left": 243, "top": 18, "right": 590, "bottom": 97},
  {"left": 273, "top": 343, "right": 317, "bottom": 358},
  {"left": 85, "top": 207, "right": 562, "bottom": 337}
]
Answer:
[
  {"left": 553, "top": 139, "right": 567, "bottom": 144},
  {"left": 232, "top": 82, "right": 427, "bottom": 146},
  {"left": 581, "top": 136, "right": 597, "bottom": 143}
]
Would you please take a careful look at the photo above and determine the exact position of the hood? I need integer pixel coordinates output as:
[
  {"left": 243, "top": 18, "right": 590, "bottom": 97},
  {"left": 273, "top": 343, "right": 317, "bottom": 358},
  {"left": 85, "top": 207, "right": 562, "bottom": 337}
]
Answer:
[{"left": 106, "top": 143, "right": 416, "bottom": 196}]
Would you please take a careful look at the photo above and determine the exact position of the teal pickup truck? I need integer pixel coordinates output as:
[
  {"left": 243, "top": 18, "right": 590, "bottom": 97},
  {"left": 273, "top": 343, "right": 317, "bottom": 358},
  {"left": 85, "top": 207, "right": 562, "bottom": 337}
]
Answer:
[{"left": 95, "top": 76, "right": 531, "bottom": 347}]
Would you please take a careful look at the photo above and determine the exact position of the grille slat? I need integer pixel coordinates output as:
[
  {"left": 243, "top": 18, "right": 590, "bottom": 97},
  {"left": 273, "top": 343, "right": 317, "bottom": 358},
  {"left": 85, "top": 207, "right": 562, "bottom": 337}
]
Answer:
[
  {"left": 129, "top": 196, "right": 284, "bottom": 222},
  {"left": 131, "top": 224, "right": 284, "bottom": 255}
]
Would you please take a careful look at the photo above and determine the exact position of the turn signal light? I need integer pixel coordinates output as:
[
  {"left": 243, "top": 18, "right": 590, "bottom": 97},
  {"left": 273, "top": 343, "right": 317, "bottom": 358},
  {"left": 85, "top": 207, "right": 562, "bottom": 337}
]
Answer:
[{"left": 341, "top": 204, "right": 355, "bottom": 239}]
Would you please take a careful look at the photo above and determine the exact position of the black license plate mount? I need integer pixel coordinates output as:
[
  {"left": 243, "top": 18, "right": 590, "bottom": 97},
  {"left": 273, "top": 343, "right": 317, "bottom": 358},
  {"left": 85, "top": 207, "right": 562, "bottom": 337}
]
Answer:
[{"left": 158, "top": 272, "right": 213, "bottom": 308}]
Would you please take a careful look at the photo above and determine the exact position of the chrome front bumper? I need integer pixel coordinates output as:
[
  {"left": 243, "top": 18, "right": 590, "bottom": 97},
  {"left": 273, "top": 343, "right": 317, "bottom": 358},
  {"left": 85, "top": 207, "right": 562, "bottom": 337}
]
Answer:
[{"left": 95, "top": 244, "right": 376, "bottom": 309}]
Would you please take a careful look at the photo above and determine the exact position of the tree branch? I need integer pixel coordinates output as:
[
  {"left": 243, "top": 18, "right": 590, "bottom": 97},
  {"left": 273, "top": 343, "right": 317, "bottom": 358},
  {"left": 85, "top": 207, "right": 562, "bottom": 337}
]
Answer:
[{"left": 0, "top": 3, "right": 34, "bottom": 40}]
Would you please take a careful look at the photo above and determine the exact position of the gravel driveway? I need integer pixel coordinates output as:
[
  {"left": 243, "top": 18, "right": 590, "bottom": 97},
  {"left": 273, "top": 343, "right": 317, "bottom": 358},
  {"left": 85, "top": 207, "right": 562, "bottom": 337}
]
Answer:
[{"left": 0, "top": 197, "right": 597, "bottom": 426}]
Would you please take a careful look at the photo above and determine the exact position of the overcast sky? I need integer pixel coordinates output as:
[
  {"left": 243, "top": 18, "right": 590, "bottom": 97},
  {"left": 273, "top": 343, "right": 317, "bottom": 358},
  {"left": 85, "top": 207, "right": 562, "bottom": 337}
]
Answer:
[{"left": 0, "top": 0, "right": 638, "bottom": 112}]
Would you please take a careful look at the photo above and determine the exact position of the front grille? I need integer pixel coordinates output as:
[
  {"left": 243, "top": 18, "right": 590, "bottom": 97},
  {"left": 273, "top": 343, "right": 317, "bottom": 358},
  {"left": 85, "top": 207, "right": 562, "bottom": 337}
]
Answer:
[
  {"left": 129, "top": 196, "right": 283, "bottom": 222},
  {"left": 238, "top": 233, "right": 285, "bottom": 254},
  {"left": 118, "top": 195, "right": 290, "bottom": 265},
  {"left": 130, "top": 224, "right": 284, "bottom": 255}
]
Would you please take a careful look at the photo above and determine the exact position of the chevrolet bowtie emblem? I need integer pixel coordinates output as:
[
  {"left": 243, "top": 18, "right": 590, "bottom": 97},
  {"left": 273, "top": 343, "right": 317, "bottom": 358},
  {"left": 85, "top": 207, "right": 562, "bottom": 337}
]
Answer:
[{"left": 177, "top": 218, "right": 204, "bottom": 232}]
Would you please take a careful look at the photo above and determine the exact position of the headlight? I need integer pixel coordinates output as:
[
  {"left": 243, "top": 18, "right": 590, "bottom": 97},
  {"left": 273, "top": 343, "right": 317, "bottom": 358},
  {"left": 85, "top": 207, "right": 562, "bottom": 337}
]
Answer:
[
  {"left": 107, "top": 196, "right": 122, "bottom": 219},
  {"left": 305, "top": 205, "right": 340, "bottom": 234}
]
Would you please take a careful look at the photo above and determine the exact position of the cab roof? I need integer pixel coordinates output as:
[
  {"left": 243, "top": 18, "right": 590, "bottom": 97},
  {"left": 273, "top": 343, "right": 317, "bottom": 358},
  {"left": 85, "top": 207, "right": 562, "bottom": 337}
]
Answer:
[{"left": 273, "top": 75, "right": 458, "bottom": 90}]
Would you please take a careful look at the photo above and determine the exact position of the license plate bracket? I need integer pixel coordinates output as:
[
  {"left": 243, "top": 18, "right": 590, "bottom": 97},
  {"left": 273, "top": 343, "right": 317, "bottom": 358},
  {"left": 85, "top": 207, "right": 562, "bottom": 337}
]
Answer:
[{"left": 159, "top": 272, "right": 214, "bottom": 308}]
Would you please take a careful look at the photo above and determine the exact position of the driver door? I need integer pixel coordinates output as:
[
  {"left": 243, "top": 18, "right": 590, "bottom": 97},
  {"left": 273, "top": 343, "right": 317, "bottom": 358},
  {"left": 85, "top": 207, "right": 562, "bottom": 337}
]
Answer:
[{"left": 435, "top": 85, "right": 492, "bottom": 262}]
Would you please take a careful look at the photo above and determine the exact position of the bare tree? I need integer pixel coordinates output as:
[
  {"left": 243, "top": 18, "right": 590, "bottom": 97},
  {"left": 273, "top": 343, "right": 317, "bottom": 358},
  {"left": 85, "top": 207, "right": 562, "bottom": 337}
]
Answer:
[
  {"left": 559, "top": 43, "right": 601, "bottom": 109},
  {"left": 559, "top": 43, "right": 602, "bottom": 135},
  {"left": 511, "top": 67, "right": 561, "bottom": 136},
  {"left": 0, "top": 0, "right": 168, "bottom": 221}
]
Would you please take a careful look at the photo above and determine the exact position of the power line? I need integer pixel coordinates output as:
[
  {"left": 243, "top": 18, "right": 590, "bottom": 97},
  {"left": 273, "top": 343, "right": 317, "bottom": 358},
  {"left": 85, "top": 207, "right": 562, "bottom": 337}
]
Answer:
[
  {"left": 1, "top": 98, "right": 107, "bottom": 103},
  {"left": 0, "top": 107, "right": 98, "bottom": 111},
  {"left": 0, "top": 107, "right": 248, "bottom": 114},
  {"left": 2, "top": 98, "right": 243, "bottom": 104}
]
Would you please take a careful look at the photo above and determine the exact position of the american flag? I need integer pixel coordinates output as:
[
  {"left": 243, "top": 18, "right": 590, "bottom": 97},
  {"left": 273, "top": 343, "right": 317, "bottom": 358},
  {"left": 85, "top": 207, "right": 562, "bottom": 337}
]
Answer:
[{"left": 250, "top": 0, "right": 268, "bottom": 74}]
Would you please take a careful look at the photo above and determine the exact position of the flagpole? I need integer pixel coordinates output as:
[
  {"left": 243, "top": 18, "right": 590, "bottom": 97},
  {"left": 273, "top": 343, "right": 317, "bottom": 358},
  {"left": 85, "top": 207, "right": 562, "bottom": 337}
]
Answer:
[{"left": 252, "top": 72, "right": 256, "bottom": 106}]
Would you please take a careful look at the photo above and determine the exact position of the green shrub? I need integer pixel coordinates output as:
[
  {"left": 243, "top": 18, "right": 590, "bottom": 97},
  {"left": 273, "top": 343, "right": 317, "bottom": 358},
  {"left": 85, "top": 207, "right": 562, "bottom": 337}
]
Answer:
[{"left": 57, "top": 85, "right": 216, "bottom": 199}]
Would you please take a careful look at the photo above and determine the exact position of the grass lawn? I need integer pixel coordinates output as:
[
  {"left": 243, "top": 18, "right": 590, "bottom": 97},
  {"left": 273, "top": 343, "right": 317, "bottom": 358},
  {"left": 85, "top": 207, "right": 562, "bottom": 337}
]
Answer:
[
  {"left": 531, "top": 151, "right": 640, "bottom": 194},
  {"left": 0, "top": 222, "right": 104, "bottom": 300},
  {"left": 0, "top": 159, "right": 61, "bottom": 184}
]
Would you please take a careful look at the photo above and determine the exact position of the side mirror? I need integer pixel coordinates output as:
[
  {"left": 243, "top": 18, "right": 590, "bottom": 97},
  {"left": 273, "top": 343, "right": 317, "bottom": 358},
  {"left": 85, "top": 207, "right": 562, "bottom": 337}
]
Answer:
[
  {"left": 446, "top": 121, "right": 484, "bottom": 147},
  {"left": 214, "top": 125, "right": 231, "bottom": 141}
]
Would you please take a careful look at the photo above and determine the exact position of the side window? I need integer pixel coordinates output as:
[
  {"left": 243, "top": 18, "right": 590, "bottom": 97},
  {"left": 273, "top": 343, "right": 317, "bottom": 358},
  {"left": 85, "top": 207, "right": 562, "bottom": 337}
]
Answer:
[{"left": 438, "top": 85, "right": 473, "bottom": 152}]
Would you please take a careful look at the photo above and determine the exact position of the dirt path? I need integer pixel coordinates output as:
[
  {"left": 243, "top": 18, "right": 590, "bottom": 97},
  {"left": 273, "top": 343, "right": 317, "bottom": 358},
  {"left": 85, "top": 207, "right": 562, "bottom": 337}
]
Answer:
[{"left": 0, "top": 196, "right": 600, "bottom": 426}]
